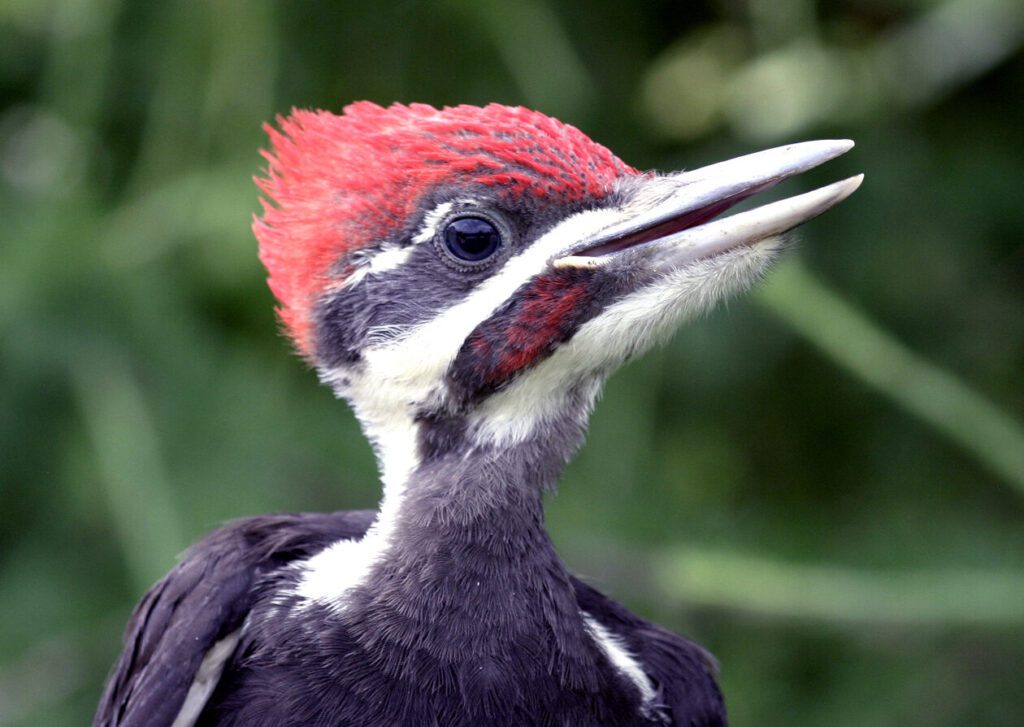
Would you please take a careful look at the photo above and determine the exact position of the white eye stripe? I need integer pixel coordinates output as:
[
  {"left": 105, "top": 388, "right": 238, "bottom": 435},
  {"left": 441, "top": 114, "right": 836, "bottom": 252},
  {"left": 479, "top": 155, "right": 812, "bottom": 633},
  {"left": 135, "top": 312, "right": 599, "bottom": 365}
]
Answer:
[
  {"left": 364, "top": 245, "right": 412, "bottom": 274},
  {"left": 412, "top": 201, "right": 454, "bottom": 244},
  {"left": 344, "top": 243, "right": 409, "bottom": 289},
  {"left": 345, "top": 200, "right": 471, "bottom": 288}
]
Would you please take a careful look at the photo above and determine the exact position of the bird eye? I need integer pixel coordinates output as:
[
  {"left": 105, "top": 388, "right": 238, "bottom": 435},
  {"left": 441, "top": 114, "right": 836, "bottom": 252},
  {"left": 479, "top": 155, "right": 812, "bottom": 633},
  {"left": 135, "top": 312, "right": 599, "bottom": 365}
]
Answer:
[{"left": 442, "top": 216, "right": 502, "bottom": 264}]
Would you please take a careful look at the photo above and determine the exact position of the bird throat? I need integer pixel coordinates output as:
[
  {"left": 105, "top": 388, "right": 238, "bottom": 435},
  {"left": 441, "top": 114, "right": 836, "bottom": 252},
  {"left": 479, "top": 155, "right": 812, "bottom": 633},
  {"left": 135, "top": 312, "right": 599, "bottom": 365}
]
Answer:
[{"left": 287, "top": 407, "right": 607, "bottom": 707}]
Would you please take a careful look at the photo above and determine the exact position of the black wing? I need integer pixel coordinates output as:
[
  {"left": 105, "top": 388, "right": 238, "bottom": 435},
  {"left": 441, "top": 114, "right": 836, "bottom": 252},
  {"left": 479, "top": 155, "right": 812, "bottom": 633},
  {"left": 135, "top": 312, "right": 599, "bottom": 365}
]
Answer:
[
  {"left": 93, "top": 510, "right": 375, "bottom": 727},
  {"left": 572, "top": 577, "right": 727, "bottom": 727}
]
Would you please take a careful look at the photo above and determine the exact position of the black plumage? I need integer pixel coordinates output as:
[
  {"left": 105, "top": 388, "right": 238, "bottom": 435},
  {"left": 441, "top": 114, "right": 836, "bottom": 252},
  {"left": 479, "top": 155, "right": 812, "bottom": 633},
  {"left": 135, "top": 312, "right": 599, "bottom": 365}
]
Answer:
[{"left": 96, "top": 512, "right": 724, "bottom": 727}]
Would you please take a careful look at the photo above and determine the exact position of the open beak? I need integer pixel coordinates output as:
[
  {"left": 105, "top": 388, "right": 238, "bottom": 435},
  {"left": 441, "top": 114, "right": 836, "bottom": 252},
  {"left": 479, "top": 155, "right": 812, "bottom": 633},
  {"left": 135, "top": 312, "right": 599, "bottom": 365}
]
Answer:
[{"left": 555, "top": 140, "right": 862, "bottom": 271}]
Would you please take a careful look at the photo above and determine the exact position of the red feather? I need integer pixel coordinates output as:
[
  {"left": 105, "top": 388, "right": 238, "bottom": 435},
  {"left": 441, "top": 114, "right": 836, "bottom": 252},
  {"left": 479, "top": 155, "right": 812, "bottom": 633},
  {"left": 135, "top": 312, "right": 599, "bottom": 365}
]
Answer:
[{"left": 253, "top": 102, "right": 635, "bottom": 356}]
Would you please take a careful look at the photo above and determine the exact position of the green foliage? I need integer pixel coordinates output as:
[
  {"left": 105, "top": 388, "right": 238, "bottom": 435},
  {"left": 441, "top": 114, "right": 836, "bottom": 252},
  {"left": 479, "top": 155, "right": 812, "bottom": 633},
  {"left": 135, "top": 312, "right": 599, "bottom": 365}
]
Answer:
[{"left": 1, "top": 1, "right": 1022, "bottom": 724}]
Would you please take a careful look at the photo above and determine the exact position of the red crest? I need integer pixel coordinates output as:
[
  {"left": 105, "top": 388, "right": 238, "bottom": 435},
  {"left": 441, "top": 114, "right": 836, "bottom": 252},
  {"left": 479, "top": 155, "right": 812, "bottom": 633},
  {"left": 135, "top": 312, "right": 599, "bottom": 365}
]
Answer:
[{"left": 254, "top": 102, "right": 635, "bottom": 355}]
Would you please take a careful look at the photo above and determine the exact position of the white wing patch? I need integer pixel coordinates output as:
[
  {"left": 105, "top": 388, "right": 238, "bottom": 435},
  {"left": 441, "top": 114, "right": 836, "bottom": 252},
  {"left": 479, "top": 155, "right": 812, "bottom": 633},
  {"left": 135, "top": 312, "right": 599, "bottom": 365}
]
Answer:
[
  {"left": 582, "top": 612, "right": 657, "bottom": 711},
  {"left": 169, "top": 628, "right": 243, "bottom": 727}
]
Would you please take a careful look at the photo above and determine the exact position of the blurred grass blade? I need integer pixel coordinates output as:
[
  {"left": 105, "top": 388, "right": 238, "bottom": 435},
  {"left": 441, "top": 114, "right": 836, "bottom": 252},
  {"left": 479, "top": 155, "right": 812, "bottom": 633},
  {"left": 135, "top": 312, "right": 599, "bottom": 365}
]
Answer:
[
  {"left": 758, "top": 259, "right": 1024, "bottom": 496},
  {"left": 657, "top": 547, "right": 1024, "bottom": 627},
  {"left": 40, "top": 0, "right": 121, "bottom": 136},
  {"left": 73, "top": 351, "right": 186, "bottom": 592}
]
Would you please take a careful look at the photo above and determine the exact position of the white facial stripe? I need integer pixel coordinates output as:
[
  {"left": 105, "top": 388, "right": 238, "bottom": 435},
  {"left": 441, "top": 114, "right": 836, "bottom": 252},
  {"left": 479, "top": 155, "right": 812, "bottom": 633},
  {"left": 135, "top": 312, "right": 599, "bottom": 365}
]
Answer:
[
  {"left": 358, "top": 205, "right": 625, "bottom": 409},
  {"left": 582, "top": 612, "right": 657, "bottom": 711},
  {"left": 366, "top": 245, "right": 412, "bottom": 274},
  {"left": 344, "top": 243, "right": 410, "bottom": 288}
]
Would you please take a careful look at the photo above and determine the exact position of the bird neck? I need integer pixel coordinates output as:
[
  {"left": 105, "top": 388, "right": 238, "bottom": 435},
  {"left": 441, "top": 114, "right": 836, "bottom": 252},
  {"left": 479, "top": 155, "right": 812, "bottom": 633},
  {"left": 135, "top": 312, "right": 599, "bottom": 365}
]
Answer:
[
  {"left": 368, "top": 404, "right": 587, "bottom": 581},
  {"left": 358, "top": 378, "right": 598, "bottom": 565},
  {"left": 343, "top": 404, "right": 594, "bottom": 664}
]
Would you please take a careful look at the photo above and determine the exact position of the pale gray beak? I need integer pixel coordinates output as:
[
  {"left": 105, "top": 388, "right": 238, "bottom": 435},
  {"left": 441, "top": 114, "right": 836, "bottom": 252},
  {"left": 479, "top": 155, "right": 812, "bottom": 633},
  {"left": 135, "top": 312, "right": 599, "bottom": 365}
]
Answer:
[{"left": 556, "top": 140, "right": 862, "bottom": 270}]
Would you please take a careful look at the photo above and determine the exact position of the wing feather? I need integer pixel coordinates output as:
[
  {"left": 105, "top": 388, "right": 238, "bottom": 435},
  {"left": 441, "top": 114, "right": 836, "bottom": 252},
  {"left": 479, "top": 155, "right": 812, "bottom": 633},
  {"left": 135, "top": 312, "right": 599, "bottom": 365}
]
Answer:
[
  {"left": 93, "top": 510, "right": 375, "bottom": 727},
  {"left": 572, "top": 577, "right": 727, "bottom": 727}
]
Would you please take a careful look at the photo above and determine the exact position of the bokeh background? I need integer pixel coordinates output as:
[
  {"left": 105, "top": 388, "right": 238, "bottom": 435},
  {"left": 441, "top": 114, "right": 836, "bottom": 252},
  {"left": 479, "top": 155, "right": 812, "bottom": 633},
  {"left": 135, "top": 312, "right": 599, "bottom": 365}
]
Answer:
[{"left": 2, "top": 1, "right": 1023, "bottom": 724}]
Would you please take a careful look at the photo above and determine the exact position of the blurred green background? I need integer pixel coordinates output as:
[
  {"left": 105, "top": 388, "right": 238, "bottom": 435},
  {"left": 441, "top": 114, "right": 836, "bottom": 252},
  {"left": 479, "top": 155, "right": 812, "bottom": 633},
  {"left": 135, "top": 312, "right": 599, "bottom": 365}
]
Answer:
[{"left": 2, "top": 0, "right": 1023, "bottom": 725}]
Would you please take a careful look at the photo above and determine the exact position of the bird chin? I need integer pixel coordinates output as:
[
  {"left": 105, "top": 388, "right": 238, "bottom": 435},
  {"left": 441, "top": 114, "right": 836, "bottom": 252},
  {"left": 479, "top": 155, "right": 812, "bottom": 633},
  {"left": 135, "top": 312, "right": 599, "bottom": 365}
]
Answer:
[{"left": 583, "top": 232, "right": 788, "bottom": 364}]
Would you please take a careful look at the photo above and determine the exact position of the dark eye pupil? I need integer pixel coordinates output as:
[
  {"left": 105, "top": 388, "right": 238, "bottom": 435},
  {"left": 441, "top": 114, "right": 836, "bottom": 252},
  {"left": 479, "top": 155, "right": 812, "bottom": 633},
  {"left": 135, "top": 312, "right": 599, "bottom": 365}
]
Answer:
[{"left": 444, "top": 217, "right": 501, "bottom": 262}]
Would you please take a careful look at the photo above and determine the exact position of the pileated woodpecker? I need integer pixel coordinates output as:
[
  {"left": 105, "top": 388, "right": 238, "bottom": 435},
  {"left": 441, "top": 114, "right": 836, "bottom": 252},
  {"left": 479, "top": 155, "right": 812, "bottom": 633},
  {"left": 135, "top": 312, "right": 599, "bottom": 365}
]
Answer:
[{"left": 94, "top": 102, "right": 860, "bottom": 727}]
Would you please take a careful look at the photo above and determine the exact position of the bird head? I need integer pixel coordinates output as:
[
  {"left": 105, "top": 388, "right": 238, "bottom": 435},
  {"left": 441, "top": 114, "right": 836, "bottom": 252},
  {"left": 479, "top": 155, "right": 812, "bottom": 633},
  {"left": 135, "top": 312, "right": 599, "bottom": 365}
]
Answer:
[{"left": 255, "top": 102, "right": 860, "bottom": 474}]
